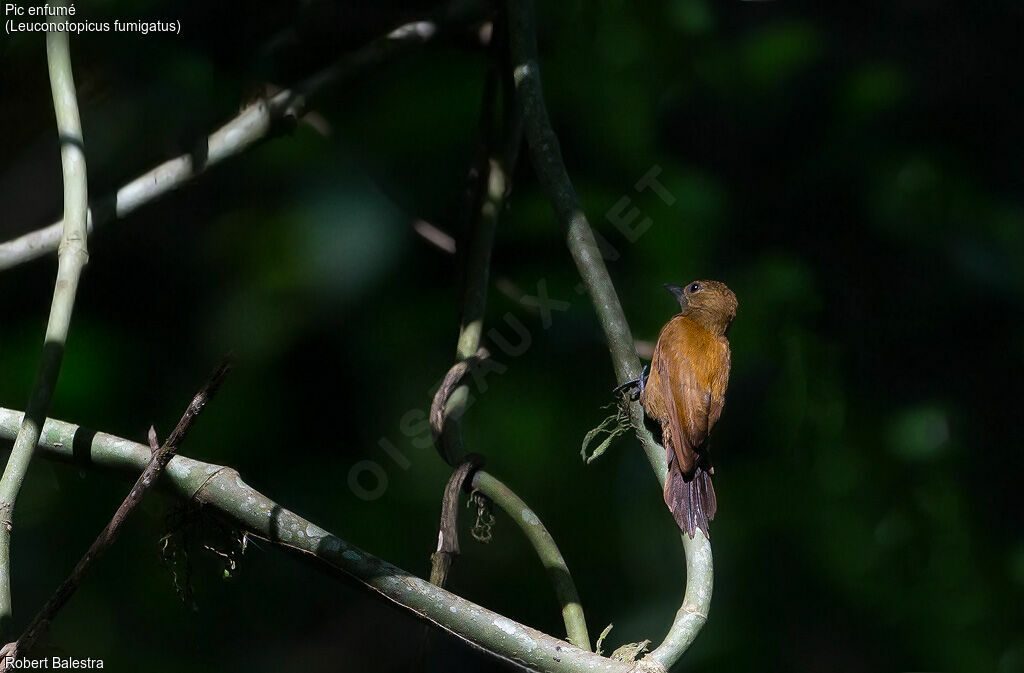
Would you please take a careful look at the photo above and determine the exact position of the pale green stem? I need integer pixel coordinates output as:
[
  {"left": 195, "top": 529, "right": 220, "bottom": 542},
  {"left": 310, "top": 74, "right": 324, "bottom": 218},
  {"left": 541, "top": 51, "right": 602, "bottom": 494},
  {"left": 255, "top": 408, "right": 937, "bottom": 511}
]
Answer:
[
  {"left": 0, "top": 409, "right": 629, "bottom": 673},
  {"left": 441, "top": 155, "right": 513, "bottom": 461},
  {"left": 441, "top": 84, "right": 524, "bottom": 461},
  {"left": 0, "top": 26, "right": 89, "bottom": 635},
  {"left": 472, "top": 471, "right": 590, "bottom": 650},
  {"left": 436, "top": 73, "right": 592, "bottom": 649},
  {"left": 505, "top": 0, "right": 713, "bottom": 666}
]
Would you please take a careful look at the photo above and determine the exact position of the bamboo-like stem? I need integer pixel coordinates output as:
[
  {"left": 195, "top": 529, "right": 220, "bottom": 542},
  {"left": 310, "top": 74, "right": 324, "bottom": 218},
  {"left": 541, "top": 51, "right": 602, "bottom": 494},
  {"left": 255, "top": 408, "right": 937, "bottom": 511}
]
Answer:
[
  {"left": 505, "top": 0, "right": 713, "bottom": 667},
  {"left": 0, "top": 408, "right": 633, "bottom": 673},
  {"left": 0, "top": 26, "right": 90, "bottom": 635},
  {"left": 0, "top": 3, "right": 485, "bottom": 273},
  {"left": 472, "top": 471, "right": 590, "bottom": 650}
]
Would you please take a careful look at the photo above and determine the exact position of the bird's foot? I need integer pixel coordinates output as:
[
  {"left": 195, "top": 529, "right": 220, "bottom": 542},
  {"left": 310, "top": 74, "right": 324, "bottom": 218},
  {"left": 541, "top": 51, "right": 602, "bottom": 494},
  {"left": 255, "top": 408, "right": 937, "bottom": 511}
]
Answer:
[{"left": 612, "top": 365, "right": 648, "bottom": 401}]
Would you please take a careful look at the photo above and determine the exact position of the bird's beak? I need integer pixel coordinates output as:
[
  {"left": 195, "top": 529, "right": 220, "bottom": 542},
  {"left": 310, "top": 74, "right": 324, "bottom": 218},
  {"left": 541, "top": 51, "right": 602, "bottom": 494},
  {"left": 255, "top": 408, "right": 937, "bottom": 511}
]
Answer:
[{"left": 664, "top": 284, "right": 688, "bottom": 308}]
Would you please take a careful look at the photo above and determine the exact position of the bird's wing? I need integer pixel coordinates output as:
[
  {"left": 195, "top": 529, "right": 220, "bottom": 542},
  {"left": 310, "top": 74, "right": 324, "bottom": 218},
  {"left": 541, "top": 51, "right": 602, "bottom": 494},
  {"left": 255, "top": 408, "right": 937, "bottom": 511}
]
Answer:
[
  {"left": 705, "top": 339, "right": 731, "bottom": 435},
  {"left": 654, "top": 353, "right": 694, "bottom": 474},
  {"left": 656, "top": 319, "right": 714, "bottom": 476}
]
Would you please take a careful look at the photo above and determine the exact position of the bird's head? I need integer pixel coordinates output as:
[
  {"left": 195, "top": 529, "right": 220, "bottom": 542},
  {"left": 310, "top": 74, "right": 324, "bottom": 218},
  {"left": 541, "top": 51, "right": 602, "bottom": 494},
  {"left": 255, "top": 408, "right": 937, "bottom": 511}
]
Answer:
[{"left": 664, "top": 280, "right": 738, "bottom": 336}]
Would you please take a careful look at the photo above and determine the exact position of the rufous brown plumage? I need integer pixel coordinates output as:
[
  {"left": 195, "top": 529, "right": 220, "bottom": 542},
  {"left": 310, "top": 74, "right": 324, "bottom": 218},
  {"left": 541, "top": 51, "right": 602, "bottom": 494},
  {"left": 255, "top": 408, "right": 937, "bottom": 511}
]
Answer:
[{"left": 640, "top": 280, "right": 737, "bottom": 538}]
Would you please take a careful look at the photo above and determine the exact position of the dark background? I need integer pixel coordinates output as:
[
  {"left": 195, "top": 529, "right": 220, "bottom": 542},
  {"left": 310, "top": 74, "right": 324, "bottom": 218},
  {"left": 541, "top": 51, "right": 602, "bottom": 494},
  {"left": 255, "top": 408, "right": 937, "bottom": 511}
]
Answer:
[{"left": 1, "top": 1, "right": 1022, "bottom": 671}]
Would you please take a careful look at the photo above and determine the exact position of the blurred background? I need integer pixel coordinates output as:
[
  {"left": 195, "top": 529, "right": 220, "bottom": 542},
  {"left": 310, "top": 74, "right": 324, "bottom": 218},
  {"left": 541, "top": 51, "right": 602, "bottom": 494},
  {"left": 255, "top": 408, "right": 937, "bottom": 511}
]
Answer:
[{"left": 1, "top": 1, "right": 1022, "bottom": 671}]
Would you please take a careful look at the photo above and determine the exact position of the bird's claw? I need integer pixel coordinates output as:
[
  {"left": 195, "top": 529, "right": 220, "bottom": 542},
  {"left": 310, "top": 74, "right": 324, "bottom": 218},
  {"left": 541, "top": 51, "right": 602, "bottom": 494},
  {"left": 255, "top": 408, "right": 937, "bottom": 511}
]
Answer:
[{"left": 612, "top": 365, "right": 648, "bottom": 401}]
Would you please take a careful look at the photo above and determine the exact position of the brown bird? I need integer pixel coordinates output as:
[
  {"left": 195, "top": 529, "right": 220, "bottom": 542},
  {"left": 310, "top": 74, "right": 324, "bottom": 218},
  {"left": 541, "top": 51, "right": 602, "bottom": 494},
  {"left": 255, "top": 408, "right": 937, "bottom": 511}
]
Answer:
[{"left": 632, "top": 280, "right": 737, "bottom": 539}]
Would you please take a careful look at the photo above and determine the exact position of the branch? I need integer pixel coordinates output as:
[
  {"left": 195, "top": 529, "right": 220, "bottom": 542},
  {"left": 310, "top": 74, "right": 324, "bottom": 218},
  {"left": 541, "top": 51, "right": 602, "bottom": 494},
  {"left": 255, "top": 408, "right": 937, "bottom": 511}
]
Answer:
[
  {"left": 428, "top": 454, "right": 484, "bottom": 587},
  {"left": 0, "top": 361, "right": 231, "bottom": 665},
  {"left": 0, "top": 1, "right": 487, "bottom": 273},
  {"left": 437, "top": 36, "right": 524, "bottom": 464},
  {"left": 426, "top": 32, "right": 591, "bottom": 651},
  {"left": 0, "top": 24, "right": 90, "bottom": 635},
  {"left": 422, "top": 437, "right": 590, "bottom": 650},
  {"left": 471, "top": 471, "right": 590, "bottom": 650},
  {"left": 430, "top": 348, "right": 492, "bottom": 457},
  {"left": 505, "top": 0, "right": 712, "bottom": 667},
  {"left": 0, "top": 408, "right": 636, "bottom": 673},
  {"left": 429, "top": 353, "right": 591, "bottom": 650}
]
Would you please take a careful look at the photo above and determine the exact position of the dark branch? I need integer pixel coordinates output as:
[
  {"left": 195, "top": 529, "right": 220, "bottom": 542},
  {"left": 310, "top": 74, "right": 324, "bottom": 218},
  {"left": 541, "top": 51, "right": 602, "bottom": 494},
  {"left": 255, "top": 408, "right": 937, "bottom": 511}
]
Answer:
[
  {"left": 429, "top": 453, "right": 485, "bottom": 587},
  {"left": 430, "top": 347, "right": 490, "bottom": 456}
]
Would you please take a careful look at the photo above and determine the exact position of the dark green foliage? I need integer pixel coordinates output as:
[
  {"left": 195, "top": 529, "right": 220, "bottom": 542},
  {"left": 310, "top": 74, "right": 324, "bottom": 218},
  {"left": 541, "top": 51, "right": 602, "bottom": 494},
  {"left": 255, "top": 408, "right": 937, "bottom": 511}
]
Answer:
[{"left": 0, "top": 1, "right": 1021, "bottom": 671}]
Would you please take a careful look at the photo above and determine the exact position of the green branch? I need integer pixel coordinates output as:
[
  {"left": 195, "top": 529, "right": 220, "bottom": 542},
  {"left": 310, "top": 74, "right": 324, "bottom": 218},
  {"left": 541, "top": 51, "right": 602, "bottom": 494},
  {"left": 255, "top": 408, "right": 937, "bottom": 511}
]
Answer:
[
  {"left": 431, "top": 43, "right": 591, "bottom": 650},
  {"left": 0, "top": 26, "right": 90, "bottom": 635},
  {"left": 0, "top": 408, "right": 629, "bottom": 673},
  {"left": 472, "top": 471, "right": 590, "bottom": 649},
  {"left": 505, "top": 0, "right": 713, "bottom": 667},
  {"left": 4, "top": 362, "right": 230, "bottom": 661},
  {"left": 440, "top": 50, "right": 524, "bottom": 463}
]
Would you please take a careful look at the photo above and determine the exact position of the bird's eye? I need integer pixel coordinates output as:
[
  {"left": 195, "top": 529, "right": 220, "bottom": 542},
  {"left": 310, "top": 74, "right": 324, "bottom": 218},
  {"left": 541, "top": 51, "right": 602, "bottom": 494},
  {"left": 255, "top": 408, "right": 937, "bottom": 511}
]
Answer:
[{"left": 688, "top": 282, "right": 702, "bottom": 293}]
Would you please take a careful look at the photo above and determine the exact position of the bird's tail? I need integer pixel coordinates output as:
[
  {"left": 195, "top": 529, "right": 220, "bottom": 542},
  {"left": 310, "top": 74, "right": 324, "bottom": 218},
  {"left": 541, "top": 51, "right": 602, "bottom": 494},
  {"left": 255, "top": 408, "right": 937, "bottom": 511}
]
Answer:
[{"left": 664, "top": 462, "right": 717, "bottom": 539}]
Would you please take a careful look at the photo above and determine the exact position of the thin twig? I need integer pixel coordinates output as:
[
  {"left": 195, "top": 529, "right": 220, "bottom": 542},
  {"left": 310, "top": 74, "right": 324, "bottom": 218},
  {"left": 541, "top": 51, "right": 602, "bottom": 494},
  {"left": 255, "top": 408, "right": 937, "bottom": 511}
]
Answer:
[
  {"left": 415, "top": 453, "right": 485, "bottom": 671},
  {"left": 505, "top": 0, "right": 713, "bottom": 666},
  {"left": 429, "top": 455, "right": 485, "bottom": 587},
  {"left": 429, "top": 347, "right": 491, "bottom": 447},
  {"left": 0, "top": 23, "right": 90, "bottom": 635},
  {"left": 0, "top": 0, "right": 489, "bottom": 273},
  {"left": 0, "top": 360, "right": 232, "bottom": 665},
  {"left": 0, "top": 408, "right": 639, "bottom": 673}
]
